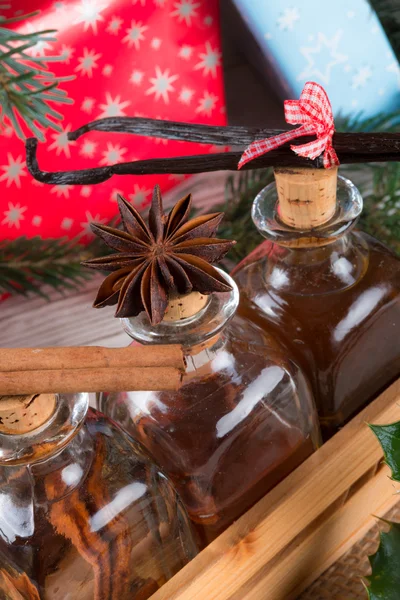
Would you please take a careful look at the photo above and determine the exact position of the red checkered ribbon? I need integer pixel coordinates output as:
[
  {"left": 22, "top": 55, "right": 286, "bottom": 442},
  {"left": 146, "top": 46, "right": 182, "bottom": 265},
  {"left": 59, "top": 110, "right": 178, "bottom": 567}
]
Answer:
[{"left": 238, "top": 81, "right": 339, "bottom": 170}]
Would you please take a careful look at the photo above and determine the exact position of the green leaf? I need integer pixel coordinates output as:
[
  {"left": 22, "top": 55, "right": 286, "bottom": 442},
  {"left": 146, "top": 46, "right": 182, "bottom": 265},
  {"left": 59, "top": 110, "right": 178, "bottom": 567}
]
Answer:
[
  {"left": 369, "top": 422, "right": 400, "bottom": 481},
  {"left": 366, "top": 523, "right": 400, "bottom": 599}
]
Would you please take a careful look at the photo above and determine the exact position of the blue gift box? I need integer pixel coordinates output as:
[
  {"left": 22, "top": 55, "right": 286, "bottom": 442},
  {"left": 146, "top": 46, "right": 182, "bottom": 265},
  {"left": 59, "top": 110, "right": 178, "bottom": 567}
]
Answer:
[{"left": 231, "top": 0, "right": 400, "bottom": 118}]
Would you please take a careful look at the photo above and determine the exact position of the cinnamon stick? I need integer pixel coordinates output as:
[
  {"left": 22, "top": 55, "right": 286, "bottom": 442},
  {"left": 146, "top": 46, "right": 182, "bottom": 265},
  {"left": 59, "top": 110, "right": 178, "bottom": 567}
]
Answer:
[
  {"left": 0, "top": 345, "right": 184, "bottom": 372},
  {"left": 0, "top": 366, "right": 182, "bottom": 395}
]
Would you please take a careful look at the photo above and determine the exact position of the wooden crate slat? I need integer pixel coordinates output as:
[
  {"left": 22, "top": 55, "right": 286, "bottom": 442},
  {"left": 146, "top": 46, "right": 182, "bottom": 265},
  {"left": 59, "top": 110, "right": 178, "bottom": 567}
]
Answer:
[{"left": 150, "top": 379, "right": 400, "bottom": 600}]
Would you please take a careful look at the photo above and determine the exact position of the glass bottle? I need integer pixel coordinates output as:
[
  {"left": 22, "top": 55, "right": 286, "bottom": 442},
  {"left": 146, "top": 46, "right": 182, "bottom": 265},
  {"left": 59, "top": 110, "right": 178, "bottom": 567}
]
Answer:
[
  {"left": 0, "top": 391, "right": 196, "bottom": 599},
  {"left": 233, "top": 167, "right": 400, "bottom": 438},
  {"left": 99, "top": 269, "right": 320, "bottom": 548}
]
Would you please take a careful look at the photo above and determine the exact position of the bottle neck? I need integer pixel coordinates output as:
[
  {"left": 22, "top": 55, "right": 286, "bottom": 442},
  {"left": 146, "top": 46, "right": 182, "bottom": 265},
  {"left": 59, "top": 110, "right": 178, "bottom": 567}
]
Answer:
[
  {"left": 121, "top": 268, "right": 239, "bottom": 351},
  {"left": 0, "top": 393, "right": 89, "bottom": 466},
  {"left": 252, "top": 174, "right": 363, "bottom": 250}
]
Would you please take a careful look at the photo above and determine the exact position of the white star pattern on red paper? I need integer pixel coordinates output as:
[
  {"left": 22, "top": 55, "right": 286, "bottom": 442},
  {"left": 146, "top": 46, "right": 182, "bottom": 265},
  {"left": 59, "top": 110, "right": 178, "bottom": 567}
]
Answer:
[
  {"left": 179, "top": 87, "right": 194, "bottom": 104},
  {"left": 154, "top": 0, "right": 167, "bottom": 5},
  {"left": 98, "top": 93, "right": 131, "bottom": 118},
  {"left": 51, "top": 185, "right": 75, "bottom": 198},
  {"left": 76, "top": 48, "right": 102, "bottom": 78},
  {"left": 81, "top": 97, "right": 95, "bottom": 113},
  {"left": 171, "top": 1, "right": 200, "bottom": 26},
  {"left": 128, "top": 185, "right": 151, "bottom": 206},
  {"left": 146, "top": 67, "right": 178, "bottom": 103},
  {"left": 74, "top": 0, "right": 107, "bottom": 34},
  {"left": 130, "top": 70, "right": 144, "bottom": 85},
  {"left": 21, "top": 24, "right": 52, "bottom": 57},
  {"left": 81, "top": 211, "right": 107, "bottom": 235},
  {"left": 32, "top": 216, "right": 42, "bottom": 227},
  {"left": 151, "top": 37, "right": 162, "bottom": 50},
  {"left": 110, "top": 188, "right": 124, "bottom": 202},
  {"left": 80, "top": 186, "right": 92, "bottom": 197},
  {"left": 277, "top": 8, "right": 300, "bottom": 31},
  {"left": 179, "top": 45, "right": 193, "bottom": 60},
  {"left": 123, "top": 21, "right": 148, "bottom": 49},
  {"left": 103, "top": 64, "right": 113, "bottom": 77},
  {"left": 195, "top": 42, "right": 221, "bottom": 77},
  {"left": 80, "top": 140, "right": 98, "bottom": 158},
  {"left": 2, "top": 202, "right": 27, "bottom": 228},
  {"left": 2, "top": 126, "right": 13, "bottom": 138},
  {"left": 196, "top": 91, "right": 218, "bottom": 116},
  {"left": 100, "top": 143, "right": 128, "bottom": 165},
  {"left": 204, "top": 15, "right": 213, "bottom": 26},
  {"left": 61, "top": 217, "right": 74, "bottom": 230},
  {"left": 106, "top": 15, "right": 123, "bottom": 35},
  {"left": 0, "top": 154, "right": 27, "bottom": 187},
  {"left": 48, "top": 125, "right": 76, "bottom": 158},
  {"left": 60, "top": 44, "right": 75, "bottom": 64}
]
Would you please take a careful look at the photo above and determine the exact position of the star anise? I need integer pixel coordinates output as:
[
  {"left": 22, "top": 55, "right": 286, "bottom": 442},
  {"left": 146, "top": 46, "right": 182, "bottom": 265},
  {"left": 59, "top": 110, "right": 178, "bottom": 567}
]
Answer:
[{"left": 83, "top": 185, "right": 235, "bottom": 325}]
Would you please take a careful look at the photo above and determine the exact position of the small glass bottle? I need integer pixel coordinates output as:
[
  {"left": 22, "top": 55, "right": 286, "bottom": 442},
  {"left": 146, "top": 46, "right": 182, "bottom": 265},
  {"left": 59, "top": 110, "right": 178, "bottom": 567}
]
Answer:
[
  {"left": 99, "top": 269, "right": 320, "bottom": 548},
  {"left": 233, "top": 167, "right": 400, "bottom": 437},
  {"left": 0, "top": 391, "right": 196, "bottom": 599}
]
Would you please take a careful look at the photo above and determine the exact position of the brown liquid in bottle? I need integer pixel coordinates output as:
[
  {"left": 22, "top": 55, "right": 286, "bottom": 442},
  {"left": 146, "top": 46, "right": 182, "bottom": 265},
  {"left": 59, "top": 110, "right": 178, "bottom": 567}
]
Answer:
[
  {"left": 102, "top": 317, "right": 319, "bottom": 548},
  {"left": 235, "top": 232, "right": 400, "bottom": 438}
]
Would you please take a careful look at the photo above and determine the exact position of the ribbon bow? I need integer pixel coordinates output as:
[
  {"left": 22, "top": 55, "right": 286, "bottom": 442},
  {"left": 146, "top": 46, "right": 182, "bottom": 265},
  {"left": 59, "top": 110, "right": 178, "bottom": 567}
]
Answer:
[{"left": 238, "top": 81, "right": 339, "bottom": 170}]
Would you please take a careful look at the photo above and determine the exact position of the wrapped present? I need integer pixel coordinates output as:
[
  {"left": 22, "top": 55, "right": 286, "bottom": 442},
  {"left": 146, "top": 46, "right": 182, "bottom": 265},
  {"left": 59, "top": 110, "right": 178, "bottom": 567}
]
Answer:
[
  {"left": 0, "top": 0, "right": 226, "bottom": 240},
  {"left": 230, "top": 0, "right": 400, "bottom": 118}
]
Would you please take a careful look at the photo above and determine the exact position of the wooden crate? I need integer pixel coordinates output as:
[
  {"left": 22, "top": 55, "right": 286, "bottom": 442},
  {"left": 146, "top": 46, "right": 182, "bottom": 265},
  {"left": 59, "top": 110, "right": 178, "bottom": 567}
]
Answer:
[{"left": 150, "top": 379, "right": 400, "bottom": 600}]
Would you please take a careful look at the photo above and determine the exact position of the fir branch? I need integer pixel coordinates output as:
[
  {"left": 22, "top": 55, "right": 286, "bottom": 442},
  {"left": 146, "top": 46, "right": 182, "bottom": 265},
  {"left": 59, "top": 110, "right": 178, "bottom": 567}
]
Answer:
[
  {"left": 0, "top": 233, "right": 115, "bottom": 299},
  {"left": 0, "top": 10, "right": 73, "bottom": 140}
]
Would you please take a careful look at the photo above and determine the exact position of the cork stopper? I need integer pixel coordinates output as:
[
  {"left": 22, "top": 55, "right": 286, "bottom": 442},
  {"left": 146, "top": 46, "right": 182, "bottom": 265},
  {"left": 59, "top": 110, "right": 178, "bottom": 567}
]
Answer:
[
  {"left": 274, "top": 167, "right": 338, "bottom": 229},
  {"left": 0, "top": 394, "right": 57, "bottom": 434},
  {"left": 163, "top": 291, "right": 209, "bottom": 322}
]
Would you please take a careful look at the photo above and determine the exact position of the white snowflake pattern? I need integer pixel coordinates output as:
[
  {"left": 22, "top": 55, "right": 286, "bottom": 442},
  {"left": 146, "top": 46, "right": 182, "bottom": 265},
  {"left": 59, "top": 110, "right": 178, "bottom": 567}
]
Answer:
[
  {"left": 100, "top": 143, "right": 128, "bottom": 165},
  {"left": 48, "top": 124, "right": 76, "bottom": 158},
  {"left": 106, "top": 15, "right": 123, "bottom": 35},
  {"left": 81, "top": 97, "right": 96, "bottom": 113},
  {"left": 50, "top": 185, "right": 74, "bottom": 198},
  {"left": 128, "top": 185, "right": 151, "bottom": 206},
  {"left": 32, "top": 216, "right": 42, "bottom": 227},
  {"left": 179, "top": 87, "right": 194, "bottom": 105},
  {"left": 151, "top": 37, "right": 162, "bottom": 50},
  {"left": 76, "top": 48, "right": 102, "bottom": 78},
  {"left": 298, "top": 31, "right": 348, "bottom": 84},
  {"left": 264, "top": 32, "right": 272, "bottom": 40},
  {"left": 80, "top": 186, "right": 92, "bottom": 197},
  {"left": 146, "top": 66, "right": 179, "bottom": 103},
  {"left": 130, "top": 70, "right": 144, "bottom": 85},
  {"left": 0, "top": 154, "right": 27, "bottom": 188},
  {"left": 2, "top": 126, "right": 14, "bottom": 138},
  {"left": 74, "top": 0, "right": 107, "bottom": 34},
  {"left": 98, "top": 93, "right": 131, "bottom": 118},
  {"left": 81, "top": 211, "right": 107, "bottom": 235},
  {"left": 123, "top": 21, "right": 148, "bottom": 49},
  {"left": 110, "top": 188, "right": 124, "bottom": 202},
  {"left": 386, "top": 61, "right": 400, "bottom": 87},
  {"left": 2, "top": 202, "right": 27, "bottom": 228},
  {"left": 60, "top": 44, "right": 75, "bottom": 64},
  {"left": 80, "top": 140, "right": 98, "bottom": 158},
  {"left": 204, "top": 15, "right": 213, "bottom": 26},
  {"left": 277, "top": 7, "right": 300, "bottom": 31},
  {"left": 179, "top": 45, "right": 193, "bottom": 60},
  {"left": 61, "top": 217, "right": 74, "bottom": 230},
  {"left": 196, "top": 91, "right": 218, "bottom": 116},
  {"left": 21, "top": 24, "right": 52, "bottom": 57},
  {"left": 103, "top": 64, "right": 113, "bottom": 77},
  {"left": 195, "top": 42, "right": 221, "bottom": 77},
  {"left": 347, "top": 10, "right": 356, "bottom": 19},
  {"left": 54, "top": 2, "right": 66, "bottom": 11},
  {"left": 171, "top": 0, "right": 200, "bottom": 26},
  {"left": 352, "top": 66, "right": 372, "bottom": 89},
  {"left": 154, "top": 0, "right": 167, "bottom": 5}
]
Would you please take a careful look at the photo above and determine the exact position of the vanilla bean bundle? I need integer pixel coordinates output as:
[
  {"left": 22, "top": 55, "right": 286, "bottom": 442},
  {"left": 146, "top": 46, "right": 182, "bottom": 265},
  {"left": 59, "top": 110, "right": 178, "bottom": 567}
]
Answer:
[{"left": 25, "top": 117, "right": 400, "bottom": 186}]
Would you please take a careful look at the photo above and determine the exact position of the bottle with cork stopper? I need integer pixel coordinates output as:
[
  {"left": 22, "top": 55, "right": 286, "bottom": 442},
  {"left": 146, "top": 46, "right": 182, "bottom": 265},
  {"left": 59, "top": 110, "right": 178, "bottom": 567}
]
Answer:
[
  {"left": 0, "top": 389, "right": 197, "bottom": 599},
  {"left": 86, "top": 185, "right": 320, "bottom": 548},
  {"left": 233, "top": 166, "right": 400, "bottom": 438}
]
